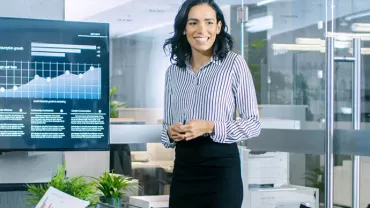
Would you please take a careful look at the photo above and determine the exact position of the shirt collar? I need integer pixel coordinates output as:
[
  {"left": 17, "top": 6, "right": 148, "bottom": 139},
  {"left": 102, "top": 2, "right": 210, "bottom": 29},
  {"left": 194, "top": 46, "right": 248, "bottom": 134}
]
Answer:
[
  {"left": 210, "top": 56, "right": 222, "bottom": 65},
  {"left": 185, "top": 55, "right": 222, "bottom": 69}
]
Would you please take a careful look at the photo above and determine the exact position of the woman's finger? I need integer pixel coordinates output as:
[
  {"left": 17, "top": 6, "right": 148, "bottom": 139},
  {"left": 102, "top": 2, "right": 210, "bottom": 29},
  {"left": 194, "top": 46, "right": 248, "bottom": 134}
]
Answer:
[
  {"left": 172, "top": 124, "right": 186, "bottom": 134},
  {"left": 171, "top": 133, "right": 184, "bottom": 141},
  {"left": 181, "top": 124, "right": 193, "bottom": 132},
  {"left": 185, "top": 132, "right": 197, "bottom": 141}
]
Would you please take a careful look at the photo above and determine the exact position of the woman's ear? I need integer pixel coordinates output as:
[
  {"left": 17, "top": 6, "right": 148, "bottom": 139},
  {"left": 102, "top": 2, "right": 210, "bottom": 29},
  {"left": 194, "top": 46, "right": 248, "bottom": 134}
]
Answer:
[{"left": 217, "top": 21, "right": 222, "bottom": 34}]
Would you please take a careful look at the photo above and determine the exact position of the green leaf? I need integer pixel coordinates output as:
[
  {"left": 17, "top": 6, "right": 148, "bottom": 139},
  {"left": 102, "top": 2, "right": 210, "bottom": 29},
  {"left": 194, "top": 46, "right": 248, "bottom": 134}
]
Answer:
[
  {"left": 109, "top": 86, "right": 128, "bottom": 118},
  {"left": 24, "top": 163, "right": 99, "bottom": 207},
  {"left": 91, "top": 171, "right": 140, "bottom": 201}
]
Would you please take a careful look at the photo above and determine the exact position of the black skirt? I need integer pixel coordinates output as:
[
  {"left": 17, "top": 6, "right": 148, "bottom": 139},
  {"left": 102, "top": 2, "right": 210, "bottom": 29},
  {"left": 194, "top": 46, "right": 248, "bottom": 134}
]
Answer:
[{"left": 169, "top": 136, "right": 243, "bottom": 208}]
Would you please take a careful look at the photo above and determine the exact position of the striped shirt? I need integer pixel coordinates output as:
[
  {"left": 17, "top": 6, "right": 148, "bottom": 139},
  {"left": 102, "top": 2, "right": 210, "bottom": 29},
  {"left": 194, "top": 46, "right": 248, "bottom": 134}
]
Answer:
[{"left": 161, "top": 51, "right": 261, "bottom": 148}]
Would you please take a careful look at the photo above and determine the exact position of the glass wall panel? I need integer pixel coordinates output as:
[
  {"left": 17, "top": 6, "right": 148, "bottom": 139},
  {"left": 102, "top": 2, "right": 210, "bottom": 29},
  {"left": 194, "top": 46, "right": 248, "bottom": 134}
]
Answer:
[
  {"left": 241, "top": 0, "right": 326, "bottom": 126},
  {"left": 331, "top": 0, "right": 370, "bottom": 207},
  {"left": 239, "top": 0, "right": 327, "bottom": 207}
]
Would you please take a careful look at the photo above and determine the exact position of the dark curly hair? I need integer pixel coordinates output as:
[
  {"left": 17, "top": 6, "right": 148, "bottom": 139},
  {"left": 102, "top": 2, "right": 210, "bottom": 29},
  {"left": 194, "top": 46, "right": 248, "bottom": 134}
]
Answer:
[{"left": 163, "top": 0, "right": 234, "bottom": 68}]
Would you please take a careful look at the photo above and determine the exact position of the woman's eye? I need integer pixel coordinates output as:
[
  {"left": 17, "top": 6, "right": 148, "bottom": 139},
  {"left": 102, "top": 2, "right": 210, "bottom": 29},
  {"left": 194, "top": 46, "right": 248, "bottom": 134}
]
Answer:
[
  {"left": 207, "top": 22, "right": 214, "bottom": 25},
  {"left": 189, "top": 22, "right": 196, "bottom": 25}
]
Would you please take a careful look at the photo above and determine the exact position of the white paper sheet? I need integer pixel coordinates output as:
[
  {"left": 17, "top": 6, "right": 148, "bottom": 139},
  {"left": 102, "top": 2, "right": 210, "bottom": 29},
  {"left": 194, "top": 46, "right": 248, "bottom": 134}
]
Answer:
[{"left": 35, "top": 186, "right": 90, "bottom": 208}]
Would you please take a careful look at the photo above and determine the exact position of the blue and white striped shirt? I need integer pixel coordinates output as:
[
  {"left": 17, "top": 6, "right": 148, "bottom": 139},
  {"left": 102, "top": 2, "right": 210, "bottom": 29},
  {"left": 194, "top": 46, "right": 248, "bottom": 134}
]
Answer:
[{"left": 161, "top": 51, "right": 261, "bottom": 148}]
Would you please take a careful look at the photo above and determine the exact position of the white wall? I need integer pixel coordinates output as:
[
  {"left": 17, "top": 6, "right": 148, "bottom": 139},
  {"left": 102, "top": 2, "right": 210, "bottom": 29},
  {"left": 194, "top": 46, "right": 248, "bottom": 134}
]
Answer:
[{"left": 0, "top": 0, "right": 65, "bottom": 20}]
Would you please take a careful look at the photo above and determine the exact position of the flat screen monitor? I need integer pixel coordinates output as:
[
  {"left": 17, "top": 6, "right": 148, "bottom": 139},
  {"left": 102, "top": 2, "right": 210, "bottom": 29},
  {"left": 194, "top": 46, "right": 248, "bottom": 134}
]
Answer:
[{"left": 0, "top": 17, "right": 110, "bottom": 151}]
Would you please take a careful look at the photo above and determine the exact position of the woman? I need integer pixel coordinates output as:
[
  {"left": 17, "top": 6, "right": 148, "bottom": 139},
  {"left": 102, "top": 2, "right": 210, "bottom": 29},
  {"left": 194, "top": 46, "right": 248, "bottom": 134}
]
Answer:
[{"left": 162, "top": 0, "right": 261, "bottom": 207}]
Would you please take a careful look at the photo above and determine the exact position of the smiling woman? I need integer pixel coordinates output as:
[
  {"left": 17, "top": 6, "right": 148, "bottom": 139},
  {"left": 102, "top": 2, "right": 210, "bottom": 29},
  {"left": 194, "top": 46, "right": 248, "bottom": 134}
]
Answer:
[
  {"left": 163, "top": 0, "right": 233, "bottom": 69},
  {"left": 162, "top": 0, "right": 261, "bottom": 208},
  {"left": 184, "top": 4, "right": 222, "bottom": 72}
]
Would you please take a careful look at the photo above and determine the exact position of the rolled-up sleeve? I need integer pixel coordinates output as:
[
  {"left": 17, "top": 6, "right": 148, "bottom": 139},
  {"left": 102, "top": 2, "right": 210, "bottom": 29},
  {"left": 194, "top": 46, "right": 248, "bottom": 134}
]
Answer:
[
  {"left": 161, "top": 68, "right": 176, "bottom": 148},
  {"left": 211, "top": 55, "right": 261, "bottom": 143}
]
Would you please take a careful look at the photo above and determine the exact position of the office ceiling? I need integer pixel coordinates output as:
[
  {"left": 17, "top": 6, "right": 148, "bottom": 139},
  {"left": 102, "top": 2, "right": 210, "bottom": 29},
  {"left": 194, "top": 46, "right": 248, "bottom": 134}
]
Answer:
[
  {"left": 65, "top": 0, "right": 370, "bottom": 38},
  {"left": 65, "top": 0, "right": 263, "bottom": 37}
]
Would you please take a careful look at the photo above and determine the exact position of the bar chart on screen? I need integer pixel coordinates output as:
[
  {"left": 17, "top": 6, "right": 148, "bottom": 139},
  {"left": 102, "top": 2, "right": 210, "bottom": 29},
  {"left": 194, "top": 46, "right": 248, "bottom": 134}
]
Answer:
[
  {"left": 30, "top": 42, "right": 101, "bottom": 58},
  {"left": 0, "top": 60, "right": 101, "bottom": 99}
]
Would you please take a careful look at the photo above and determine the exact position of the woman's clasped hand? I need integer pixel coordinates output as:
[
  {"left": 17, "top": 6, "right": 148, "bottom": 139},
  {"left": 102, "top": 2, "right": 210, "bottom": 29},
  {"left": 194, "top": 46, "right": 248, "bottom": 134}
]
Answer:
[{"left": 168, "top": 120, "right": 214, "bottom": 142}]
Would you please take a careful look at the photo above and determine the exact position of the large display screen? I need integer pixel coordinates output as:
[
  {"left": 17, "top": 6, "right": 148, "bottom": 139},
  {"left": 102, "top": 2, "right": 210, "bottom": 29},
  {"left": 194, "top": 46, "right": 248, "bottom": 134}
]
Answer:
[{"left": 0, "top": 17, "right": 109, "bottom": 150}]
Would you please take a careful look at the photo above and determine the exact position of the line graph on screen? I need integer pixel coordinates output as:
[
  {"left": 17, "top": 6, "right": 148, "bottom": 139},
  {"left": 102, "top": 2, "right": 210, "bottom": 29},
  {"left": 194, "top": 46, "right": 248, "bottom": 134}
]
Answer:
[{"left": 0, "top": 61, "right": 101, "bottom": 99}]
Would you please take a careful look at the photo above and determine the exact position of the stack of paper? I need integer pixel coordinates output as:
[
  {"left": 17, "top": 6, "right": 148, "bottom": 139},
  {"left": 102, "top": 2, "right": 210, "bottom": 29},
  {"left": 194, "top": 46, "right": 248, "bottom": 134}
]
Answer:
[{"left": 35, "top": 186, "right": 90, "bottom": 208}]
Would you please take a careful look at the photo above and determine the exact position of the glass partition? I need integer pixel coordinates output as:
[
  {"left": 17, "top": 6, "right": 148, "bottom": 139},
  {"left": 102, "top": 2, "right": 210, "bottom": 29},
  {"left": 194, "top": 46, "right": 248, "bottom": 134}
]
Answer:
[
  {"left": 330, "top": 0, "right": 370, "bottom": 207},
  {"left": 239, "top": 1, "right": 326, "bottom": 206},
  {"left": 64, "top": 0, "right": 370, "bottom": 207}
]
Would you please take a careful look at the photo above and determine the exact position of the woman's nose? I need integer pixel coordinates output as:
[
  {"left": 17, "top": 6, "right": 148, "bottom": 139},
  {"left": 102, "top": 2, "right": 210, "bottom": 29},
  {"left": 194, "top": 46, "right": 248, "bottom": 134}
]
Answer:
[{"left": 196, "top": 23, "right": 206, "bottom": 34}]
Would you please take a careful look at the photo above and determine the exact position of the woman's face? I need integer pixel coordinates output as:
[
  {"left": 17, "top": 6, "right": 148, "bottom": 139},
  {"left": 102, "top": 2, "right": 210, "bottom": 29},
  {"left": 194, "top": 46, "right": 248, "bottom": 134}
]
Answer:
[{"left": 185, "top": 4, "right": 221, "bottom": 55}]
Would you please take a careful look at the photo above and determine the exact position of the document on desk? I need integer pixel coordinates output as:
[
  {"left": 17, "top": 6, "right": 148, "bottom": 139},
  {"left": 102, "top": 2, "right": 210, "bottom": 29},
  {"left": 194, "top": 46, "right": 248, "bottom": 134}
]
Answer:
[{"left": 35, "top": 186, "right": 90, "bottom": 208}]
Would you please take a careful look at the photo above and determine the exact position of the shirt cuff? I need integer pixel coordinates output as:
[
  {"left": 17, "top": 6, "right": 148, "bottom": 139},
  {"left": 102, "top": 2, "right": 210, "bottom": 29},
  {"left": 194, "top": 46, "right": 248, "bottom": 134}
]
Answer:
[
  {"left": 210, "top": 121, "right": 227, "bottom": 143},
  {"left": 162, "top": 124, "right": 176, "bottom": 148}
]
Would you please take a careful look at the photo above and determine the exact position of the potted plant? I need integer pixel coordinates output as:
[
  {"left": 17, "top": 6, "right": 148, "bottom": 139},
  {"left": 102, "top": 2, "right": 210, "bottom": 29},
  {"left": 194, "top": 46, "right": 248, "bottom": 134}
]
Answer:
[
  {"left": 92, "top": 171, "right": 139, "bottom": 208},
  {"left": 24, "top": 164, "right": 98, "bottom": 208},
  {"left": 304, "top": 167, "right": 324, "bottom": 203},
  {"left": 110, "top": 86, "right": 127, "bottom": 119}
]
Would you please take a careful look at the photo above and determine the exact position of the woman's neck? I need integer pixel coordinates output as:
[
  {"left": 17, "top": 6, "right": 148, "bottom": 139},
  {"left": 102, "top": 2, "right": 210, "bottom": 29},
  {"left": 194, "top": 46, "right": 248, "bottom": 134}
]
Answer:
[{"left": 191, "top": 49, "right": 212, "bottom": 72}]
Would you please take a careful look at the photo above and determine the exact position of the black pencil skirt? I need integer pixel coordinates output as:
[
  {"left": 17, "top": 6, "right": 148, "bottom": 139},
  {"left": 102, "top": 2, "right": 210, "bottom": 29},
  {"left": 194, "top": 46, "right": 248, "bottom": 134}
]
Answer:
[{"left": 169, "top": 136, "right": 243, "bottom": 208}]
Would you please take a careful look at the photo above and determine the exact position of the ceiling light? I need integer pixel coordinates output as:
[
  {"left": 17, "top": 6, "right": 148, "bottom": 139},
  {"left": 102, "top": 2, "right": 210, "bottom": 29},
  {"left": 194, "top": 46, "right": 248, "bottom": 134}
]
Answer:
[
  {"left": 272, "top": 44, "right": 325, "bottom": 52},
  {"left": 348, "top": 47, "right": 370, "bottom": 55},
  {"left": 327, "top": 32, "right": 370, "bottom": 41},
  {"left": 295, "top": 38, "right": 351, "bottom": 49},
  {"left": 360, "top": 48, "right": 370, "bottom": 55},
  {"left": 344, "top": 10, "right": 370, "bottom": 21},
  {"left": 246, "top": 15, "right": 273, "bottom": 32},
  {"left": 257, "top": 0, "right": 277, "bottom": 6},
  {"left": 351, "top": 23, "right": 370, "bottom": 32},
  {"left": 295, "top": 38, "right": 325, "bottom": 45},
  {"left": 273, "top": 43, "right": 370, "bottom": 55},
  {"left": 334, "top": 40, "right": 351, "bottom": 49}
]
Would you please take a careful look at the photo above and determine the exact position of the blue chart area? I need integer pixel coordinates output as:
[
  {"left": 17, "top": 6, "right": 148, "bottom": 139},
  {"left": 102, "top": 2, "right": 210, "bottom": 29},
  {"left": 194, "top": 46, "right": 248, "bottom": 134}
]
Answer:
[{"left": 0, "top": 61, "right": 101, "bottom": 99}]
